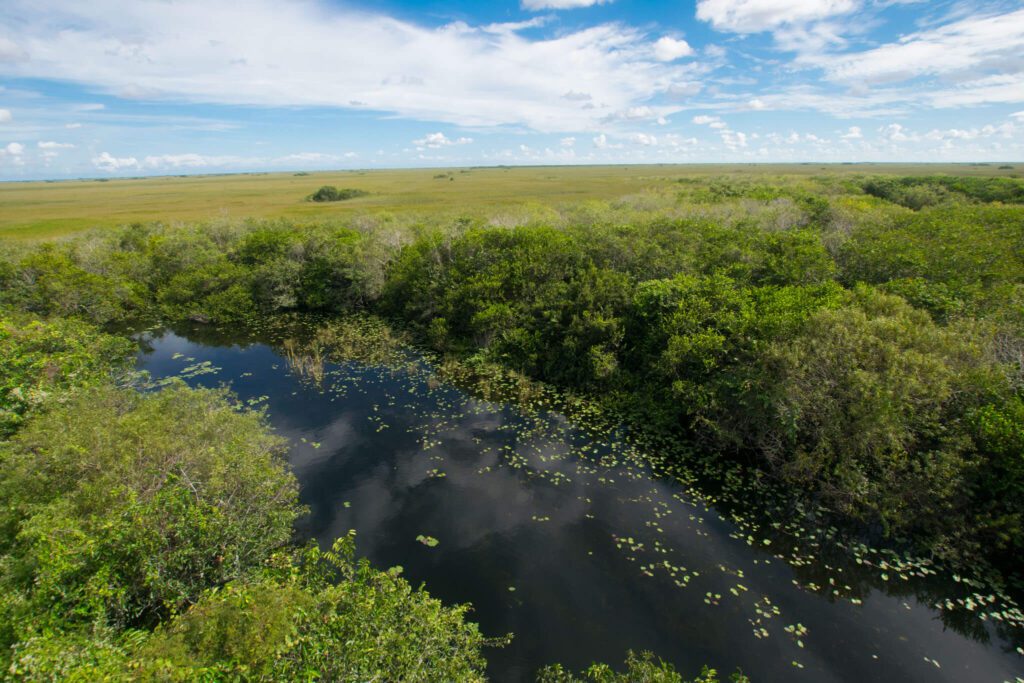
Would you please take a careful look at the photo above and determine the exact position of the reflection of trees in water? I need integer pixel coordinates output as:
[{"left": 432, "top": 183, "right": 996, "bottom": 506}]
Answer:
[{"left": 682, "top": 463, "right": 1024, "bottom": 651}]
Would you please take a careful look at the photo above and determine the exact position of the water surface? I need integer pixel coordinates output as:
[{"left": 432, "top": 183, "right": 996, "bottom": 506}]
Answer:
[{"left": 136, "top": 324, "right": 1024, "bottom": 683}]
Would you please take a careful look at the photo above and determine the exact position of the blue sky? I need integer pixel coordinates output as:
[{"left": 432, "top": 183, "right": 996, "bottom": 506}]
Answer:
[{"left": 0, "top": 0, "right": 1022, "bottom": 179}]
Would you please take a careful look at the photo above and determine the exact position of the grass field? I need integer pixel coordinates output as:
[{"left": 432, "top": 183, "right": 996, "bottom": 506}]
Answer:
[{"left": 0, "top": 162, "right": 1018, "bottom": 239}]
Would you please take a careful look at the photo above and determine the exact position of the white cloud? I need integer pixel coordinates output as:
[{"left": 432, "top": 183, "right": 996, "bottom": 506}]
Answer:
[
  {"left": 823, "top": 9, "right": 1024, "bottom": 86},
  {"left": 592, "top": 133, "right": 624, "bottom": 149},
  {"left": 696, "top": 0, "right": 858, "bottom": 33},
  {"left": 143, "top": 153, "right": 224, "bottom": 168},
  {"left": 38, "top": 141, "right": 75, "bottom": 150},
  {"left": 560, "top": 136, "right": 576, "bottom": 147},
  {"left": 747, "top": 98, "right": 766, "bottom": 110},
  {"left": 664, "top": 134, "right": 698, "bottom": 147},
  {"left": 0, "top": 0, "right": 695, "bottom": 133},
  {"left": 606, "top": 105, "right": 663, "bottom": 122},
  {"left": 119, "top": 151, "right": 360, "bottom": 171},
  {"left": 721, "top": 130, "right": 747, "bottom": 148},
  {"left": 841, "top": 126, "right": 862, "bottom": 139},
  {"left": 629, "top": 132, "right": 657, "bottom": 146},
  {"left": 692, "top": 115, "right": 720, "bottom": 125},
  {"left": 1013, "top": 111, "right": 1024, "bottom": 120},
  {"left": 92, "top": 151, "right": 139, "bottom": 172},
  {"left": 653, "top": 37, "right": 693, "bottom": 62},
  {"left": 924, "top": 128, "right": 977, "bottom": 142},
  {"left": 668, "top": 82, "right": 703, "bottom": 98},
  {"left": 521, "top": 0, "right": 611, "bottom": 9},
  {"left": 880, "top": 123, "right": 911, "bottom": 142},
  {"left": 0, "top": 142, "right": 25, "bottom": 166},
  {"left": 412, "top": 132, "right": 473, "bottom": 149},
  {"left": 562, "top": 90, "right": 592, "bottom": 102},
  {"left": 65, "top": 122, "right": 82, "bottom": 129},
  {"left": 0, "top": 109, "right": 11, "bottom": 123},
  {"left": 0, "top": 37, "right": 27, "bottom": 62}
]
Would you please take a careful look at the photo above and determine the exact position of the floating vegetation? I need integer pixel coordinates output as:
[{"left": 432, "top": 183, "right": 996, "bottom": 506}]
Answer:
[{"left": 416, "top": 534, "right": 440, "bottom": 548}]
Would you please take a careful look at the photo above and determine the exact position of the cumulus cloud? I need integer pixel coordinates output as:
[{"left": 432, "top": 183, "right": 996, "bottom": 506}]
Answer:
[
  {"left": 653, "top": 37, "right": 693, "bottom": 61},
  {"left": 0, "top": 0, "right": 692, "bottom": 133},
  {"left": 38, "top": 141, "right": 75, "bottom": 150},
  {"left": 629, "top": 132, "right": 657, "bottom": 146},
  {"left": 880, "top": 123, "right": 910, "bottom": 142},
  {"left": 592, "top": 133, "right": 624, "bottom": 149},
  {"left": 521, "top": 0, "right": 611, "bottom": 9},
  {"left": 413, "top": 132, "right": 473, "bottom": 149},
  {"left": 560, "top": 136, "right": 576, "bottom": 147},
  {"left": 0, "top": 141, "right": 25, "bottom": 165},
  {"left": 696, "top": 0, "right": 858, "bottom": 33},
  {"left": 92, "top": 151, "right": 139, "bottom": 171},
  {"left": 841, "top": 126, "right": 862, "bottom": 139},
  {"left": 692, "top": 115, "right": 720, "bottom": 125},
  {"left": 0, "top": 109, "right": 11, "bottom": 123},
  {"left": 721, "top": 129, "right": 748, "bottom": 148}
]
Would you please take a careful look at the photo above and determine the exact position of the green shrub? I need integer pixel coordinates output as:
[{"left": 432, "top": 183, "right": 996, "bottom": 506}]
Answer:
[
  {"left": 0, "top": 384, "right": 301, "bottom": 643},
  {"left": 126, "top": 535, "right": 495, "bottom": 682},
  {"left": 743, "top": 287, "right": 1014, "bottom": 538},
  {"left": 836, "top": 204, "right": 1024, "bottom": 322},
  {"left": 1, "top": 245, "right": 144, "bottom": 323},
  {"left": 624, "top": 274, "right": 842, "bottom": 431},
  {"left": 7, "top": 535, "right": 496, "bottom": 682},
  {"left": 0, "top": 314, "right": 135, "bottom": 436},
  {"left": 862, "top": 175, "right": 1024, "bottom": 208},
  {"left": 307, "top": 186, "right": 368, "bottom": 202},
  {"left": 538, "top": 651, "right": 748, "bottom": 683}
]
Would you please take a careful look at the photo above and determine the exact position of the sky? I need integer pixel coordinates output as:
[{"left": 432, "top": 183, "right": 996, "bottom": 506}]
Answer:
[{"left": 0, "top": 0, "right": 1022, "bottom": 179}]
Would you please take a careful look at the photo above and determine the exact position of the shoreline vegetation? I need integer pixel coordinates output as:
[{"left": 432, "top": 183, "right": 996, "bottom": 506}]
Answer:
[{"left": 1, "top": 170, "right": 1023, "bottom": 679}]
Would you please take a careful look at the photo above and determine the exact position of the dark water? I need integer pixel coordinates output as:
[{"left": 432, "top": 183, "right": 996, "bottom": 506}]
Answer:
[{"left": 136, "top": 324, "right": 1024, "bottom": 683}]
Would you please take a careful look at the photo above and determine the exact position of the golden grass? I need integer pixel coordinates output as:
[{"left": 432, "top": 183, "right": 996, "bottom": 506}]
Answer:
[{"left": 0, "top": 163, "right": 1016, "bottom": 240}]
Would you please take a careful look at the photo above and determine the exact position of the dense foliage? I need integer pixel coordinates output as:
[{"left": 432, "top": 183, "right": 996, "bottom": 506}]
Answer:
[
  {"left": 0, "top": 315, "right": 494, "bottom": 681},
  {"left": 0, "top": 221, "right": 385, "bottom": 322},
  {"left": 6, "top": 535, "right": 495, "bottom": 681},
  {"left": 861, "top": 175, "right": 1024, "bottom": 209},
  {"left": 0, "top": 313, "right": 135, "bottom": 436},
  {"left": 538, "top": 651, "right": 748, "bottom": 683}
]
